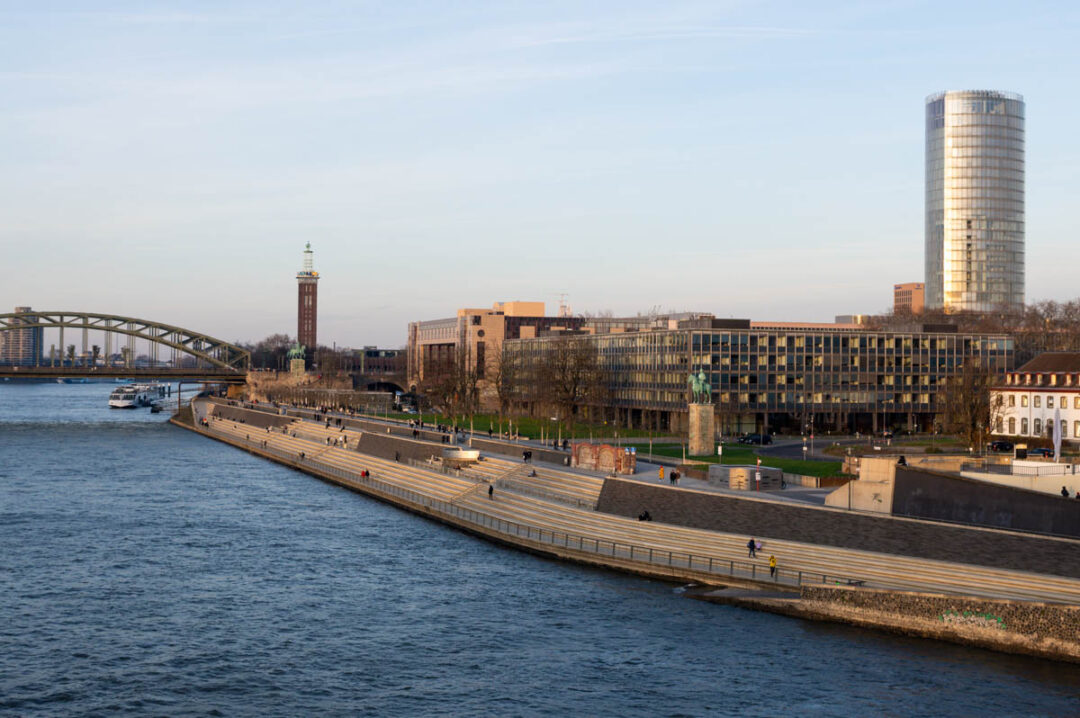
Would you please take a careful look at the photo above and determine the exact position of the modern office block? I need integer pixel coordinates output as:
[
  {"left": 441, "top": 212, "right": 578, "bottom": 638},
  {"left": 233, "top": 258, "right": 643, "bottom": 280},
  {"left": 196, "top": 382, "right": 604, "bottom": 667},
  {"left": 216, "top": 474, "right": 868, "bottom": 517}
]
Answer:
[{"left": 925, "top": 90, "right": 1025, "bottom": 312}]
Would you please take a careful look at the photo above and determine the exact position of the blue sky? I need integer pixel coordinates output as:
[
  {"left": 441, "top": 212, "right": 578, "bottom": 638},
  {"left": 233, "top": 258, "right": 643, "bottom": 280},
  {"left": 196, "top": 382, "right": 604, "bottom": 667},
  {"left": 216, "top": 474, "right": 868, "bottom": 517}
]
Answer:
[{"left": 2, "top": 1, "right": 1078, "bottom": 347}]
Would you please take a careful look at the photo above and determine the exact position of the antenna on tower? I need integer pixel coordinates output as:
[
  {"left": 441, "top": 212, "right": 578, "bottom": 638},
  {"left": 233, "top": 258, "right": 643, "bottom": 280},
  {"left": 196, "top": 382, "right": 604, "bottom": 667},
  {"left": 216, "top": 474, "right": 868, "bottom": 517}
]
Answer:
[{"left": 556, "top": 293, "right": 572, "bottom": 318}]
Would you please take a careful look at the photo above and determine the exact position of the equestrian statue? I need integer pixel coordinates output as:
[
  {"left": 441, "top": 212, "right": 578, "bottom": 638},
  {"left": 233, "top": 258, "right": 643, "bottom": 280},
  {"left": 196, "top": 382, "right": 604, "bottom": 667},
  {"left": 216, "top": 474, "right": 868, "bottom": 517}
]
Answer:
[{"left": 686, "top": 370, "right": 712, "bottom": 404}]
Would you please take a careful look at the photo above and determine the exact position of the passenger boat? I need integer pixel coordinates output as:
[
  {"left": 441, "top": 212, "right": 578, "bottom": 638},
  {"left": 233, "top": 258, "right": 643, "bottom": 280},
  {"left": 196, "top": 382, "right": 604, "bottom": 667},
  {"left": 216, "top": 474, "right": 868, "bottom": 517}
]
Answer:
[{"left": 108, "top": 383, "right": 167, "bottom": 409}]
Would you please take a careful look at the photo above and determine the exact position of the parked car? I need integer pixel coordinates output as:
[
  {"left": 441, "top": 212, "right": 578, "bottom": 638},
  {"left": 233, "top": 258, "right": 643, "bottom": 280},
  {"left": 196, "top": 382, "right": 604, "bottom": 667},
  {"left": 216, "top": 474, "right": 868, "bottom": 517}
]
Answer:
[
  {"left": 739, "top": 433, "right": 773, "bottom": 445},
  {"left": 988, "top": 440, "right": 1014, "bottom": 453},
  {"left": 1028, "top": 447, "right": 1055, "bottom": 458}
]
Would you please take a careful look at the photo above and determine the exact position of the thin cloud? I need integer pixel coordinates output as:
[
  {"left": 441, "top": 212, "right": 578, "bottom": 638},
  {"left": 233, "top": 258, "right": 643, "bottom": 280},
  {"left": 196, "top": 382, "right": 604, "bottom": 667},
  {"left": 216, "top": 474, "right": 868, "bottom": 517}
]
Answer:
[{"left": 512, "top": 25, "right": 814, "bottom": 48}]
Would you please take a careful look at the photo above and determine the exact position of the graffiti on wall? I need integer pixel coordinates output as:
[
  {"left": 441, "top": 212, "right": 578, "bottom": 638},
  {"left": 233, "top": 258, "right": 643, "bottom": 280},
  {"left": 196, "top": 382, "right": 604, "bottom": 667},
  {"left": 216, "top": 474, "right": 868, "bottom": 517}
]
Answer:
[{"left": 940, "top": 609, "right": 1006, "bottom": 630}]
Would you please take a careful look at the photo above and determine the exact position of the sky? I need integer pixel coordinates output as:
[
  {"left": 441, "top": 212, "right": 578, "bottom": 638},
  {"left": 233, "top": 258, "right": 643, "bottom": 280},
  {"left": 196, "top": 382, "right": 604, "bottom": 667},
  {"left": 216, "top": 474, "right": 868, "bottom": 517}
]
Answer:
[{"left": 2, "top": 1, "right": 1078, "bottom": 348}]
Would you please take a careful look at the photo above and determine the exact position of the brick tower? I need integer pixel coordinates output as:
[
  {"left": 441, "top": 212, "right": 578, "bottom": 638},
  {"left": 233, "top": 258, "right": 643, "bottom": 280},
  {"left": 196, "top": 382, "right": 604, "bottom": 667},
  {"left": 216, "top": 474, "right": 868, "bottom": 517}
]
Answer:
[{"left": 297, "top": 242, "right": 319, "bottom": 361}]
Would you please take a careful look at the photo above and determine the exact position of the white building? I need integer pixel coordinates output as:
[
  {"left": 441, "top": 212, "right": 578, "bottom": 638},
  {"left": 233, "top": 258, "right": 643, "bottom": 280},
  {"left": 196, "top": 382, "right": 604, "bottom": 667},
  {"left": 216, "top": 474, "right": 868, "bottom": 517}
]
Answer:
[{"left": 992, "top": 353, "right": 1080, "bottom": 443}]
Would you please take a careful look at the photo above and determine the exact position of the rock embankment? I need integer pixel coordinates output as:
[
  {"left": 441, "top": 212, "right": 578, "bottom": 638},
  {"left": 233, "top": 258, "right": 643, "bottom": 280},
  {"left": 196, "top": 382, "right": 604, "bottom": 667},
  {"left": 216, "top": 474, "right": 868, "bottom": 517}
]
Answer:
[{"left": 696, "top": 585, "right": 1080, "bottom": 664}]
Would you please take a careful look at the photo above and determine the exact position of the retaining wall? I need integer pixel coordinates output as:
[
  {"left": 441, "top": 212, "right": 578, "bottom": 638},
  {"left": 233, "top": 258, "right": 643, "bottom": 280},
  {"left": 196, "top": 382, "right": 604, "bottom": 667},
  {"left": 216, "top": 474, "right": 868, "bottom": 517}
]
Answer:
[
  {"left": 801, "top": 585, "right": 1080, "bottom": 641},
  {"left": 354, "top": 433, "right": 443, "bottom": 464},
  {"left": 470, "top": 437, "right": 570, "bottom": 466},
  {"left": 595, "top": 478, "right": 1080, "bottom": 579},
  {"left": 893, "top": 467, "right": 1080, "bottom": 537}
]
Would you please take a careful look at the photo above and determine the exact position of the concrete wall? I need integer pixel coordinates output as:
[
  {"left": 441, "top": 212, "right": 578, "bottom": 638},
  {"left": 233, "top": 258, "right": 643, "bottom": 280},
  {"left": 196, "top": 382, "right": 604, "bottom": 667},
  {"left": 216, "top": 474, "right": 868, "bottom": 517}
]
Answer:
[
  {"left": 825, "top": 457, "right": 895, "bottom": 512},
  {"left": 209, "top": 403, "right": 293, "bottom": 430},
  {"left": 892, "top": 467, "right": 1080, "bottom": 537},
  {"left": 708, "top": 464, "right": 783, "bottom": 490},
  {"left": 595, "top": 478, "right": 1080, "bottom": 579},
  {"left": 960, "top": 470, "right": 1080, "bottom": 498},
  {"left": 354, "top": 432, "right": 443, "bottom": 464},
  {"left": 470, "top": 437, "right": 571, "bottom": 466}
]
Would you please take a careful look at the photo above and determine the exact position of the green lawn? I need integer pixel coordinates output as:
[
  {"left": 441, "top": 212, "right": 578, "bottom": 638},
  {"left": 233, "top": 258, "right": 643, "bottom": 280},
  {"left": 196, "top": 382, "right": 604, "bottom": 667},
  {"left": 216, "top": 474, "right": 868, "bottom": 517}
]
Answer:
[
  {"left": 627, "top": 442, "right": 845, "bottom": 478},
  {"left": 383, "top": 412, "right": 655, "bottom": 439}
]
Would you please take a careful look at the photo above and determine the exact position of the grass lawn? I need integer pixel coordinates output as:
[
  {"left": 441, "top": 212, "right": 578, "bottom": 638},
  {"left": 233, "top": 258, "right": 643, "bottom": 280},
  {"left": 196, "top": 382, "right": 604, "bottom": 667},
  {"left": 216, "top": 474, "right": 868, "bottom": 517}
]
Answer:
[
  {"left": 627, "top": 442, "right": 845, "bottom": 478},
  {"left": 383, "top": 412, "right": 655, "bottom": 439}
]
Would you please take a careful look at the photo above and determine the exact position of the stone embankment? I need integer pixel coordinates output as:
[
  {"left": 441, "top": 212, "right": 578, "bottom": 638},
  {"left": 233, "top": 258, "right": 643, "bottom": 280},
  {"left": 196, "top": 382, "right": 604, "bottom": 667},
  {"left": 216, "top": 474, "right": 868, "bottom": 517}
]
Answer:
[
  {"left": 171, "top": 399, "right": 1080, "bottom": 663},
  {"left": 696, "top": 585, "right": 1080, "bottom": 664}
]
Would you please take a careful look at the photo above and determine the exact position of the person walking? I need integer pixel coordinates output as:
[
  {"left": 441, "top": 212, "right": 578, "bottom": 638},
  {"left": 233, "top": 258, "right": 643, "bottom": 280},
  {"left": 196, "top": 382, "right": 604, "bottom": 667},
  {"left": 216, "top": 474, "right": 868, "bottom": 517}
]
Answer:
[
  {"left": 488, "top": 484, "right": 494, "bottom": 500},
  {"left": 747, "top": 538, "right": 756, "bottom": 558},
  {"left": 769, "top": 555, "right": 777, "bottom": 578},
  {"left": 659, "top": 466, "right": 665, "bottom": 483}
]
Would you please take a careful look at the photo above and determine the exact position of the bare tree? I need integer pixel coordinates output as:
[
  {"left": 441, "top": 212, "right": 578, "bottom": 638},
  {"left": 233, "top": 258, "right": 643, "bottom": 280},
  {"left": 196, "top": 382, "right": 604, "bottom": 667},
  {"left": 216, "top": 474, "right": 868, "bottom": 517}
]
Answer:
[
  {"left": 940, "top": 359, "right": 1004, "bottom": 453},
  {"left": 488, "top": 340, "right": 520, "bottom": 422},
  {"left": 538, "top": 336, "right": 606, "bottom": 431},
  {"left": 422, "top": 343, "right": 480, "bottom": 426}
]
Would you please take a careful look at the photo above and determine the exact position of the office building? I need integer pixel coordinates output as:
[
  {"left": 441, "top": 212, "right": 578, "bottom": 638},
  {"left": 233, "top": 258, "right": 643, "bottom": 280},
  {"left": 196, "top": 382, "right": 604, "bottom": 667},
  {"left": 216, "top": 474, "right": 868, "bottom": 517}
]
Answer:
[
  {"left": 507, "top": 317, "right": 1012, "bottom": 434},
  {"left": 0, "top": 306, "right": 44, "bottom": 366},
  {"left": 407, "top": 302, "right": 583, "bottom": 391},
  {"left": 925, "top": 90, "right": 1025, "bottom": 312},
  {"left": 894, "top": 282, "right": 925, "bottom": 314},
  {"left": 297, "top": 243, "right": 319, "bottom": 355}
]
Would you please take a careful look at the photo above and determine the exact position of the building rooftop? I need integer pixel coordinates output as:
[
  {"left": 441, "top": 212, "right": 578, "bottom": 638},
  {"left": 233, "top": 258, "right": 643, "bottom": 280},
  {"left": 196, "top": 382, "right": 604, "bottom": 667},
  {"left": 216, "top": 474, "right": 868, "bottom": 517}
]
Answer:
[{"left": 1015, "top": 353, "right": 1080, "bottom": 374}]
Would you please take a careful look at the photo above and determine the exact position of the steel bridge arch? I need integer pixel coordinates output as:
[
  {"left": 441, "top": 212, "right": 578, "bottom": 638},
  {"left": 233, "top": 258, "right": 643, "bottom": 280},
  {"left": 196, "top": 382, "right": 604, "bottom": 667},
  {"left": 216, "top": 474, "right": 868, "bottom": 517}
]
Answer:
[{"left": 0, "top": 311, "right": 250, "bottom": 372}]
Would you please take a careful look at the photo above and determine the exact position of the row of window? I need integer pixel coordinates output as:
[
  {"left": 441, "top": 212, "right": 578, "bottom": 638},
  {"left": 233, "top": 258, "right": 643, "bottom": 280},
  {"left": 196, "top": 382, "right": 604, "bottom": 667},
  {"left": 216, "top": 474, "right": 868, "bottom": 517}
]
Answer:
[
  {"left": 1008, "top": 394, "right": 1080, "bottom": 409},
  {"left": 1000, "top": 417, "right": 1080, "bottom": 438}
]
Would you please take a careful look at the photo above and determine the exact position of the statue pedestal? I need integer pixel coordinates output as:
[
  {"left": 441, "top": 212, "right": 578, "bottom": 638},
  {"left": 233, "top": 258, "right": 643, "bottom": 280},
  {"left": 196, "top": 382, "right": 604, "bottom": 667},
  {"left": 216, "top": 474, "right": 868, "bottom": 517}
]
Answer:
[
  {"left": 289, "top": 358, "right": 306, "bottom": 375},
  {"left": 688, "top": 403, "right": 715, "bottom": 457}
]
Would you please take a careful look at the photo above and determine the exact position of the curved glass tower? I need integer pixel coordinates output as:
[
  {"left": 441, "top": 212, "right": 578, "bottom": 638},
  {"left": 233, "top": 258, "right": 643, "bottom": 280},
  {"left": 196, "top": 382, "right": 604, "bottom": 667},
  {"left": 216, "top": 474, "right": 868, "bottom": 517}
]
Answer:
[{"left": 925, "top": 90, "right": 1025, "bottom": 312}]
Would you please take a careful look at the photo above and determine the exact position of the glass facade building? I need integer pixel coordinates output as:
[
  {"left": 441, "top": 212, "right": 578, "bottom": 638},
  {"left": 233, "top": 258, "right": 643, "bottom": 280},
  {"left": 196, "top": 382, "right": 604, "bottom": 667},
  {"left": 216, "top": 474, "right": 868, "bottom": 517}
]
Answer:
[
  {"left": 508, "top": 321, "right": 1013, "bottom": 434},
  {"left": 925, "top": 90, "right": 1025, "bottom": 312}
]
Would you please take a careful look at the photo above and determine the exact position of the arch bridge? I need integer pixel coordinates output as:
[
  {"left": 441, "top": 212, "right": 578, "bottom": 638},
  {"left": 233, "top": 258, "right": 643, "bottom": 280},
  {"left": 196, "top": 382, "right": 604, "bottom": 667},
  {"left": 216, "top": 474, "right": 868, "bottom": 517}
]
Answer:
[{"left": 0, "top": 311, "right": 250, "bottom": 382}]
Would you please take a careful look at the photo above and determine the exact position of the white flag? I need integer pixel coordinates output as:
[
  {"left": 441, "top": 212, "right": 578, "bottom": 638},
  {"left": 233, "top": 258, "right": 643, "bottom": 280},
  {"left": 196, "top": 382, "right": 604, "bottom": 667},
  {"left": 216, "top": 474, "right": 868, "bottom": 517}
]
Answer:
[{"left": 1054, "top": 407, "right": 1062, "bottom": 463}]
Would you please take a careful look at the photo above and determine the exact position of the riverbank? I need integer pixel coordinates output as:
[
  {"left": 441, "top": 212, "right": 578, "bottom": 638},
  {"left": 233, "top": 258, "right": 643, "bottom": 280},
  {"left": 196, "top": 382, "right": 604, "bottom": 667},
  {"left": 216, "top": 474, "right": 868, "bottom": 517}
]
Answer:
[
  {"left": 171, "top": 401, "right": 1080, "bottom": 663},
  {"left": 694, "top": 585, "right": 1080, "bottom": 664},
  {"left": 169, "top": 410, "right": 787, "bottom": 590}
]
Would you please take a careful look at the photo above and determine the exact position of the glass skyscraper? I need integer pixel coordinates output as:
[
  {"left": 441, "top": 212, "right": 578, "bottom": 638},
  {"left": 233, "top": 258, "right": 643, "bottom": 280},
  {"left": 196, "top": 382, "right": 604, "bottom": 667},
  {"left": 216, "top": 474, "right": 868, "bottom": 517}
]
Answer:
[{"left": 925, "top": 90, "right": 1025, "bottom": 312}]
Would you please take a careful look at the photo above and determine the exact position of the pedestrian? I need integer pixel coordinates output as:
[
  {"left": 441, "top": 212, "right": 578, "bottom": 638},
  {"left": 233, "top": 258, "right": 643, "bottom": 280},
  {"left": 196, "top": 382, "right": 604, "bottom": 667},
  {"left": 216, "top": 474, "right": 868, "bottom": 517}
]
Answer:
[
  {"left": 488, "top": 484, "right": 494, "bottom": 500},
  {"left": 1063, "top": 486, "right": 1070, "bottom": 498},
  {"left": 769, "top": 555, "right": 777, "bottom": 578},
  {"left": 659, "top": 466, "right": 665, "bottom": 483},
  {"left": 395, "top": 451, "right": 400, "bottom": 462},
  {"left": 747, "top": 538, "right": 756, "bottom": 558}
]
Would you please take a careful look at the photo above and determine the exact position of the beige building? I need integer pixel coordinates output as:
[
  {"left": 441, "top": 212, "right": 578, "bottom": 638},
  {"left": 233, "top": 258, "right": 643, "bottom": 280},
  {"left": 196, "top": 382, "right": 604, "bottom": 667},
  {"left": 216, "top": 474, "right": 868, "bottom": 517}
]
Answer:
[
  {"left": 894, "top": 283, "right": 925, "bottom": 314},
  {"left": 406, "top": 302, "right": 583, "bottom": 392}
]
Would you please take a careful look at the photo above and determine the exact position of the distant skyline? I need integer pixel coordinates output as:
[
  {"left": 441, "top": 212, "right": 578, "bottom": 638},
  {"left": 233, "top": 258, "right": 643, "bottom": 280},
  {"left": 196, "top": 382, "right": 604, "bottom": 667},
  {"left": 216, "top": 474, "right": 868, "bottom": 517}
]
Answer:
[{"left": 2, "top": 1, "right": 1079, "bottom": 348}]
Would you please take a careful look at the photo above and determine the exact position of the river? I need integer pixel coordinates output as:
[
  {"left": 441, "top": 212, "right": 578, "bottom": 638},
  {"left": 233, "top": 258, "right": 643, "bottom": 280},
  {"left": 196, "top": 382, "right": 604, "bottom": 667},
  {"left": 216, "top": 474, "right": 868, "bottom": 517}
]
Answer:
[{"left": 1, "top": 382, "right": 1076, "bottom": 716}]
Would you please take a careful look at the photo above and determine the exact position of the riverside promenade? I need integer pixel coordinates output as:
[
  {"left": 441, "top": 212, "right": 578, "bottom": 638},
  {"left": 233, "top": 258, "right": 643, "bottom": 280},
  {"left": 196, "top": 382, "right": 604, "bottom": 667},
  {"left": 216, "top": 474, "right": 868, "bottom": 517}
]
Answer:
[
  {"left": 176, "top": 398, "right": 1080, "bottom": 602},
  {"left": 173, "top": 398, "right": 1080, "bottom": 662}
]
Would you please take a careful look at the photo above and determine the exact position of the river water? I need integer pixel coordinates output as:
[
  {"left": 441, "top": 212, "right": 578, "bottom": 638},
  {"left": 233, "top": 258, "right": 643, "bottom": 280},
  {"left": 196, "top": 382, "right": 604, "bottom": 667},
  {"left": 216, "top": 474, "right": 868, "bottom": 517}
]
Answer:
[{"left": 1, "top": 383, "right": 1077, "bottom": 717}]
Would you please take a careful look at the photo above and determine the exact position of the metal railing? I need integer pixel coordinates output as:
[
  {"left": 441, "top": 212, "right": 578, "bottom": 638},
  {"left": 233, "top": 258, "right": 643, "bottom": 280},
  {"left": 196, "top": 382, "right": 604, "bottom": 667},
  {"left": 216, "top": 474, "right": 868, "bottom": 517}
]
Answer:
[{"left": 207, "top": 426, "right": 867, "bottom": 590}]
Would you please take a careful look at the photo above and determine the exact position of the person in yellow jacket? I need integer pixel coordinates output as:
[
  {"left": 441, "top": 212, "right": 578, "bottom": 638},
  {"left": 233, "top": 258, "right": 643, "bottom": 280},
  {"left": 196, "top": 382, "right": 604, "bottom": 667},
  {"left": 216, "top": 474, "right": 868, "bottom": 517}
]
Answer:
[
  {"left": 658, "top": 466, "right": 665, "bottom": 483},
  {"left": 769, "top": 555, "right": 777, "bottom": 578}
]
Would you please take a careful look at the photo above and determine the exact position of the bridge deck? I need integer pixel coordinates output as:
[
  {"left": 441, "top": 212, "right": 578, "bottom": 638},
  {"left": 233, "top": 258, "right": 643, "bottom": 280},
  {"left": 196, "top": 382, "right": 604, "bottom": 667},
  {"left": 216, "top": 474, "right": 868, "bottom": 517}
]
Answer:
[{"left": 0, "top": 366, "right": 246, "bottom": 382}]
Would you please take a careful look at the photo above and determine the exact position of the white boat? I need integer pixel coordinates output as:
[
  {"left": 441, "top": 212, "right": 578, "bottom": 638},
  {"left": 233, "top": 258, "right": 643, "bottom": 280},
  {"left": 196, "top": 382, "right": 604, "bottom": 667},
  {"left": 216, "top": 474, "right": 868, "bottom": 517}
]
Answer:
[{"left": 108, "top": 383, "right": 167, "bottom": 409}]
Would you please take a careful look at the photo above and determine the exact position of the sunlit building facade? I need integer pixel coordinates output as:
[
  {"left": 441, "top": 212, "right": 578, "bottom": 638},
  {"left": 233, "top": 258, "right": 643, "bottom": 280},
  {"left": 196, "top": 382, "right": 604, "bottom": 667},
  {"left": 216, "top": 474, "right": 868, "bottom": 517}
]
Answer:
[
  {"left": 508, "top": 318, "right": 1013, "bottom": 435},
  {"left": 925, "top": 90, "right": 1025, "bottom": 312}
]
